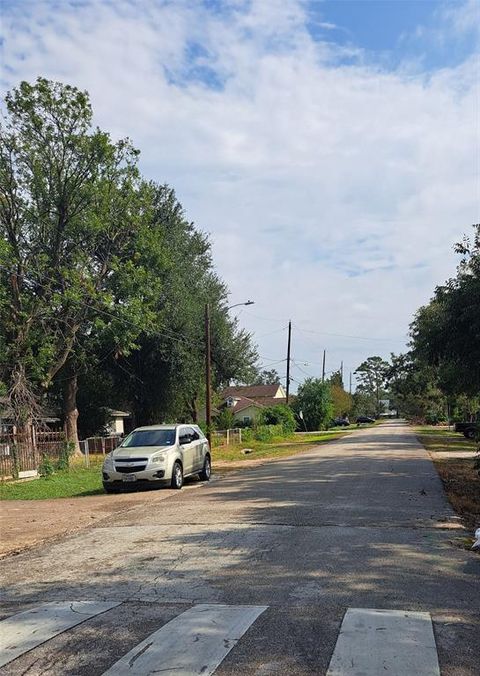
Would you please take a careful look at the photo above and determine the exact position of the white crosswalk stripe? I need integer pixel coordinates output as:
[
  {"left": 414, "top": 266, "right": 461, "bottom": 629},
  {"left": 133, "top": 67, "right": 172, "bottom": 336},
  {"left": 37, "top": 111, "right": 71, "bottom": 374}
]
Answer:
[
  {"left": 327, "top": 608, "right": 440, "bottom": 676},
  {"left": 0, "top": 602, "right": 444, "bottom": 675},
  {"left": 0, "top": 601, "right": 120, "bottom": 668},
  {"left": 101, "top": 603, "right": 268, "bottom": 676}
]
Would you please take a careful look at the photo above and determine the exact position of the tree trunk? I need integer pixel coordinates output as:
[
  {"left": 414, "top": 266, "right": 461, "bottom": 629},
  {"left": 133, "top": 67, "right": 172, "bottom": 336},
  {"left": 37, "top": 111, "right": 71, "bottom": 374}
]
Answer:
[
  {"left": 189, "top": 397, "right": 198, "bottom": 423},
  {"left": 63, "top": 369, "right": 81, "bottom": 455}
]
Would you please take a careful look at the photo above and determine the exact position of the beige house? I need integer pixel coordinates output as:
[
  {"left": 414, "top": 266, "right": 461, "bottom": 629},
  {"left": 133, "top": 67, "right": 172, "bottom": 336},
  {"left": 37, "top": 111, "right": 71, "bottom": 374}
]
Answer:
[
  {"left": 219, "top": 384, "right": 288, "bottom": 426},
  {"left": 105, "top": 410, "right": 131, "bottom": 436}
]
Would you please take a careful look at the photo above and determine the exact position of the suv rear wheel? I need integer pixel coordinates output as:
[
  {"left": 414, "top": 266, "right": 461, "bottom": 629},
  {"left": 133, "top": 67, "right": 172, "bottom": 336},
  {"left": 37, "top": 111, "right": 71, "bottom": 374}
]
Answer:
[{"left": 171, "top": 461, "right": 183, "bottom": 489}]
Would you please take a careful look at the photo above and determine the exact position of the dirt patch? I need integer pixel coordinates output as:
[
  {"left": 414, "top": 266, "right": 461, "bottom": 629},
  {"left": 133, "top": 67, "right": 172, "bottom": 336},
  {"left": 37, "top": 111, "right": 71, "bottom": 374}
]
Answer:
[
  {"left": 431, "top": 456, "right": 479, "bottom": 532},
  {"left": 416, "top": 431, "right": 479, "bottom": 534},
  {"left": 0, "top": 488, "right": 180, "bottom": 558}
]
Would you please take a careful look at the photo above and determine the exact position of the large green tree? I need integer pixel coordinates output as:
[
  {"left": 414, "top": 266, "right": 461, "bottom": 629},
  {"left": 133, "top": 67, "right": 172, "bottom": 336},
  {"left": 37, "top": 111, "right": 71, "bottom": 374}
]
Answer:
[
  {"left": 0, "top": 78, "right": 258, "bottom": 447},
  {"left": 292, "top": 378, "right": 333, "bottom": 431},
  {"left": 0, "top": 78, "right": 161, "bottom": 448},
  {"left": 328, "top": 370, "right": 353, "bottom": 418},
  {"left": 354, "top": 356, "right": 390, "bottom": 417},
  {"left": 411, "top": 225, "right": 480, "bottom": 398},
  {"left": 106, "top": 183, "right": 258, "bottom": 426}
]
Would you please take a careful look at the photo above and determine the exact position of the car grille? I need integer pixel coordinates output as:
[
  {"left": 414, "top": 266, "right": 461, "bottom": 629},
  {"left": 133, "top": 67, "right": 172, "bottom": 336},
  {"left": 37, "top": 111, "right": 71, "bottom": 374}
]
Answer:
[
  {"left": 115, "top": 457, "right": 148, "bottom": 462},
  {"left": 115, "top": 464, "right": 147, "bottom": 473}
]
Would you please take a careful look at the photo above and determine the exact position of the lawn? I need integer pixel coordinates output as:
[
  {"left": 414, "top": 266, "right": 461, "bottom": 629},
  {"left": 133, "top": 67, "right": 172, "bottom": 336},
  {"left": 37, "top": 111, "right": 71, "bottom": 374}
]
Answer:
[
  {"left": 212, "top": 430, "right": 351, "bottom": 463},
  {"left": 0, "top": 460, "right": 104, "bottom": 500},
  {"left": 415, "top": 426, "right": 477, "bottom": 452},
  {"left": 0, "top": 429, "right": 355, "bottom": 499},
  {"left": 415, "top": 426, "right": 479, "bottom": 532}
]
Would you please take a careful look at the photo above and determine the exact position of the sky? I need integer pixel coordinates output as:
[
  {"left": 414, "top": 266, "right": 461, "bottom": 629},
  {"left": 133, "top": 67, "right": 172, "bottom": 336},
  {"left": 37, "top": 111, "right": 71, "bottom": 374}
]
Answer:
[{"left": 1, "top": 0, "right": 479, "bottom": 390}]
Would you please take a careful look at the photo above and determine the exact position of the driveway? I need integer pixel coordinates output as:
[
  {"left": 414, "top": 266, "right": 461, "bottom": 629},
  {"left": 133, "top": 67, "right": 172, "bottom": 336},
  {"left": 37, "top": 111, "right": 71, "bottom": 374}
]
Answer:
[{"left": 0, "top": 421, "right": 478, "bottom": 675}]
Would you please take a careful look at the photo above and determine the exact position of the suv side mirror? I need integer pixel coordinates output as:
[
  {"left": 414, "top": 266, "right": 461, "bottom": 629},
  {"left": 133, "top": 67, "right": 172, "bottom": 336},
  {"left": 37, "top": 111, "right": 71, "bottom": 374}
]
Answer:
[{"left": 179, "top": 434, "right": 190, "bottom": 445}]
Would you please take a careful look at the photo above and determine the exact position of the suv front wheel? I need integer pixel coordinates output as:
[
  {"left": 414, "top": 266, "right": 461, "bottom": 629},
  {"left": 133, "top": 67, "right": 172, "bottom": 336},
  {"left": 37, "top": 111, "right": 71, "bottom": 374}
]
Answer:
[
  {"left": 199, "top": 455, "right": 211, "bottom": 481},
  {"left": 171, "top": 461, "right": 183, "bottom": 489}
]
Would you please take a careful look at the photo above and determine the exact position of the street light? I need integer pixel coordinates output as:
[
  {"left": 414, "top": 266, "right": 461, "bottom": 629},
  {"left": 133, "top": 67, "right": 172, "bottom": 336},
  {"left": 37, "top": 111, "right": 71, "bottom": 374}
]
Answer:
[
  {"left": 227, "top": 300, "right": 255, "bottom": 311},
  {"left": 205, "top": 300, "right": 255, "bottom": 446}
]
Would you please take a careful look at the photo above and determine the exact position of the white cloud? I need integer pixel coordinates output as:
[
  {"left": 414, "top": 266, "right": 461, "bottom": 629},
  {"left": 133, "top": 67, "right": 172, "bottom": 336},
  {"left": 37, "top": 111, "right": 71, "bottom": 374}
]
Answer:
[{"left": 1, "top": 0, "right": 478, "bottom": 386}]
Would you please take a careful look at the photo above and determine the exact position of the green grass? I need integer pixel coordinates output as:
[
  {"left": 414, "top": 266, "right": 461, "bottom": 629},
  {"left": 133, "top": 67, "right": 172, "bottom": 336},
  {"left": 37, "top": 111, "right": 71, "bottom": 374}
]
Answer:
[
  {"left": 0, "top": 425, "right": 376, "bottom": 499},
  {"left": 414, "top": 426, "right": 454, "bottom": 436},
  {"left": 0, "top": 460, "right": 104, "bottom": 500},
  {"left": 415, "top": 425, "right": 477, "bottom": 453},
  {"left": 212, "top": 430, "right": 350, "bottom": 463}
]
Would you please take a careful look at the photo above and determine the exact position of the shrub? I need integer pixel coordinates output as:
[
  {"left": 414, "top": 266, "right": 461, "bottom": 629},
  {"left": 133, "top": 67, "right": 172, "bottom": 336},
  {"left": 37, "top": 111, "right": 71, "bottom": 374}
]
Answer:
[
  {"left": 214, "top": 408, "right": 235, "bottom": 431},
  {"left": 293, "top": 378, "right": 333, "bottom": 431},
  {"left": 242, "top": 428, "right": 254, "bottom": 443},
  {"left": 38, "top": 454, "right": 55, "bottom": 477},
  {"left": 257, "top": 404, "right": 296, "bottom": 435},
  {"left": 56, "top": 442, "right": 75, "bottom": 471}
]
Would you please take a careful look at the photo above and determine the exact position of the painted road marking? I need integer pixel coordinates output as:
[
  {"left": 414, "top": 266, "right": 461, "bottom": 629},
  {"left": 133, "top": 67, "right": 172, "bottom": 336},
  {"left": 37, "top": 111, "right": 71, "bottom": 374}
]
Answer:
[
  {"left": 0, "top": 601, "right": 120, "bottom": 668},
  {"left": 102, "top": 603, "right": 268, "bottom": 675},
  {"left": 327, "top": 608, "right": 440, "bottom": 676}
]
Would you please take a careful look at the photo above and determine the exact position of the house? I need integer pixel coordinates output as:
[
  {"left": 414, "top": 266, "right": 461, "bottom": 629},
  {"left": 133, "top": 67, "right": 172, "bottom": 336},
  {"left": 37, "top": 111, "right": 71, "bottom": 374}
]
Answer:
[
  {"left": 219, "top": 383, "right": 288, "bottom": 426},
  {"left": 0, "top": 397, "right": 60, "bottom": 433},
  {"left": 105, "top": 410, "right": 131, "bottom": 436}
]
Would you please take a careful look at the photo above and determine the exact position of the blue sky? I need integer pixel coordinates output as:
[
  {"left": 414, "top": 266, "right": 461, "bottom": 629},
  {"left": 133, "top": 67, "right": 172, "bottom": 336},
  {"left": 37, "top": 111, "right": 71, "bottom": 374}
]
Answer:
[
  {"left": 307, "top": 0, "right": 477, "bottom": 69},
  {"left": 1, "top": 0, "right": 479, "bottom": 386}
]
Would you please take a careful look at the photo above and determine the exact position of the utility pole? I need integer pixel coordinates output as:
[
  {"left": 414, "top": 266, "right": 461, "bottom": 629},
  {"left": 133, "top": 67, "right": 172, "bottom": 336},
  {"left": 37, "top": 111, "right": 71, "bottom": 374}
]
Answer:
[
  {"left": 286, "top": 320, "right": 292, "bottom": 404},
  {"left": 349, "top": 371, "right": 352, "bottom": 395},
  {"left": 205, "top": 303, "right": 212, "bottom": 447},
  {"left": 322, "top": 349, "right": 326, "bottom": 382},
  {"left": 340, "top": 361, "right": 344, "bottom": 386}
]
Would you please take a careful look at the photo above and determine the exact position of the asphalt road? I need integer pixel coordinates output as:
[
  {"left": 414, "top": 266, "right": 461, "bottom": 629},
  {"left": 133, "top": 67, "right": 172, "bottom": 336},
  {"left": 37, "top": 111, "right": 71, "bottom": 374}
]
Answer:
[{"left": 1, "top": 421, "right": 479, "bottom": 675}]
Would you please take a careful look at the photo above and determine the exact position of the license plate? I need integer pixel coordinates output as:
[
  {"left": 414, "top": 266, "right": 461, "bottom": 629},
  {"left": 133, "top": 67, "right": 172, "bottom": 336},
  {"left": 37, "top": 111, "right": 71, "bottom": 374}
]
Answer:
[{"left": 122, "top": 474, "right": 137, "bottom": 482}]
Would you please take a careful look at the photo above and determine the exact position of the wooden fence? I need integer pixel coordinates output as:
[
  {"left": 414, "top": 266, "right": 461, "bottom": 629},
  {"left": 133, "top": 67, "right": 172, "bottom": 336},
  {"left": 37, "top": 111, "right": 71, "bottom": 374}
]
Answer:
[
  {"left": 0, "top": 430, "right": 66, "bottom": 479},
  {"left": 79, "top": 436, "right": 122, "bottom": 461}
]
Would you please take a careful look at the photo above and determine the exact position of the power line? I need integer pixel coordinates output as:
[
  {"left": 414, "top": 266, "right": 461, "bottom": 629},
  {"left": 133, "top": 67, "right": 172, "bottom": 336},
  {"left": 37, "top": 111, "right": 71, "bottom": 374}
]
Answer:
[
  {"left": 0, "top": 264, "right": 205, "bottom": 351},
  {"left": 291, "top": 360, "right": 314, "bottom": 379},
  {"left": 293, "top": 323, "right": 407, "bottom": 343},
  {"left": 242, "top": 310, "right": 407, "bottom": 343}
]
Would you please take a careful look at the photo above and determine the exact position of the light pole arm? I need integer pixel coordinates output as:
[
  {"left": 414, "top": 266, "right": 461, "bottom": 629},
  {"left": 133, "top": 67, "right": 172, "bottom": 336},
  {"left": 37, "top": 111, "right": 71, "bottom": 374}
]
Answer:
[{"left": 227, "top": 300, "right": 255, "bottom": 311}]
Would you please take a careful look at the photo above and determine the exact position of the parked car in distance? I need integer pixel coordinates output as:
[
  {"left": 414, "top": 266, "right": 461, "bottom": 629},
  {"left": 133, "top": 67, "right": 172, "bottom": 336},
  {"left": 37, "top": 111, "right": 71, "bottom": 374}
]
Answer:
[
  {"left": 102, "top": 424, "right": 211, "bottom": 493},
  {"left": 454, "top": 421, "right": 479, "bottom": 440},
  {"left": 356, "top": 416, "right": 375, "bottom": 424},
  {"left": 332, "top": 417, "right": 350, "bottom": 427}
]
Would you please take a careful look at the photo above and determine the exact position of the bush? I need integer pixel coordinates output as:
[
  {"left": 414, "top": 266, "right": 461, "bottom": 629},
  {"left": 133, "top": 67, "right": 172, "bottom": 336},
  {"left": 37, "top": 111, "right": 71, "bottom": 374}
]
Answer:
[
  {"left": 257, "top": 404, "right": 296, "bottom": 435},
  {"left": 425, "top": 412, "right": 446, "bottom": 425},
  {"left": 214, "top": 408, "right": 235, "bottom": 431},
  {"left": 56, "top": 442, "right": 75, "bottom": 471},
  {"left": 241, "top": 428, "right": 254, "bottom": 442},
  {"left": 38, "top": 454, "right": 55, "bottom": 477},
  {"left": 293, "top": 378, "right": 333, "bottom": 431}
]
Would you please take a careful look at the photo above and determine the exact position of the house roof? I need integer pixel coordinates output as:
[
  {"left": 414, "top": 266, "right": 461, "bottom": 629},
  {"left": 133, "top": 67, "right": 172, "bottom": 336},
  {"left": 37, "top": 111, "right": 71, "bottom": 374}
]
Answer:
[
  {"left": 251, "top": 396, "right": 288, "bottom": 408},
  {"left": 221, "top": 384, "right": 283, "bottom": 400},
  {"left": 221, "top": 395, "right": 291, "bottom": 415},
  {"left": 221, "top": 395, "right": 265, "bottom": 414}
]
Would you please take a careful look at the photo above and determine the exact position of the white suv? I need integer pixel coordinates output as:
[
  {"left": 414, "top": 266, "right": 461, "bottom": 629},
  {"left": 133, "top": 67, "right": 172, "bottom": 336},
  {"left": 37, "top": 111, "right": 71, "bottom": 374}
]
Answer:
[{"left": 102, "top": 424, "right": 211, "bottom": 493}]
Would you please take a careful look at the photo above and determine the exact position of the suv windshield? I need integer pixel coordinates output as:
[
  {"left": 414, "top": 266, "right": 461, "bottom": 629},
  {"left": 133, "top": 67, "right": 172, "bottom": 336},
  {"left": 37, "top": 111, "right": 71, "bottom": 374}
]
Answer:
[{"left": 120, "top": 429, "right": 176, "bottom": 447}]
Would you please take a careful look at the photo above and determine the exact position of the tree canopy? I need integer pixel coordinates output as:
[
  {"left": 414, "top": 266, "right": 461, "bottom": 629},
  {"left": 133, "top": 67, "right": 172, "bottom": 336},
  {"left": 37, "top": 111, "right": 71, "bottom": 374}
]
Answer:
[
  {"left": 292, "top": 378, "right": 333, "bottom": 431},
  {"left": 0, "top": 78, "right": 259, "bottom": 442}
]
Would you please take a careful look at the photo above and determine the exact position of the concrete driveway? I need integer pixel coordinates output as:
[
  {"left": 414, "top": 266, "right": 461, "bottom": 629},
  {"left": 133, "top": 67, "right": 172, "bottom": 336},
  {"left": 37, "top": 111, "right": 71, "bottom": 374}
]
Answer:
[{"left": 0, "top": 421, "right": 479, "bottom": 675}]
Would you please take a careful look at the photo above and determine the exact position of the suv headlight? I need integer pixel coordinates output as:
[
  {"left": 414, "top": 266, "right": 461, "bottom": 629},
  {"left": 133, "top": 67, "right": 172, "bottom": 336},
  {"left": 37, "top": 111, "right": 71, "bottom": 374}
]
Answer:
[
  {"left": 103, "top": 453, "right": 114, "bottom": 467},
  {"left": 150, "top": 453, "right": 165, "bottom": 465}
]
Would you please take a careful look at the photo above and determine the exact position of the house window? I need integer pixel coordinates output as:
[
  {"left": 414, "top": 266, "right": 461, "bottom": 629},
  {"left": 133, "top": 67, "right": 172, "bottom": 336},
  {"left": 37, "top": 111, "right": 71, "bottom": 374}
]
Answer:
[{"left": 243, "top": 416, "right": 251, "bottom": 425}]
